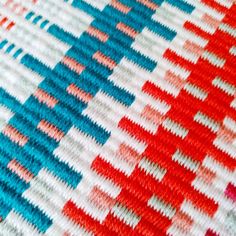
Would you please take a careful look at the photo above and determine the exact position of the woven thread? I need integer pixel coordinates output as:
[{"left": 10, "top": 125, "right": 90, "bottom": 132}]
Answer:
[{"left": 0, "top": 0, "right": 236, "bottom": 235}]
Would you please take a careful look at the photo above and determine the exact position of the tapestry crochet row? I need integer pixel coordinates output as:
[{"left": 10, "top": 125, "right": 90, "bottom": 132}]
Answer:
[{"left": 0, "top": 0, "right": 235, "bottom": 235}]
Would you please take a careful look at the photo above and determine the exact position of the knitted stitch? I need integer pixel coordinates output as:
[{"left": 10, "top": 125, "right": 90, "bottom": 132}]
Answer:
[{"left": 0, "top": 0, "right": 235, "bottom": 235}]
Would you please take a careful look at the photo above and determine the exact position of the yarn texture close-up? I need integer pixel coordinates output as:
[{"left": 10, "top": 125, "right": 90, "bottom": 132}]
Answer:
[{"left": 0, "top": 0, "right": 236, "bottom": 235}]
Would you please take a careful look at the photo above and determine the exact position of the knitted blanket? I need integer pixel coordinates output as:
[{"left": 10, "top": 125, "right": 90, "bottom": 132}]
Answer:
[{"left": 0, "top": 0, "right": 235, "bottom": 235}]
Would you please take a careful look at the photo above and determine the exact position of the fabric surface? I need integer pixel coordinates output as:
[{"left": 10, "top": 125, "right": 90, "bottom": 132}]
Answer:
[{"left": 0, "top": 0, "right": 236, "bottom": 235}]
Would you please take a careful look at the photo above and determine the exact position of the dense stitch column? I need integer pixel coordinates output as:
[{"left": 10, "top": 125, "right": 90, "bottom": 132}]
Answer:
[
  {"left": 117, "top": 2, "right": 236, "bottom": 235},
  {"left": 0, "top": 0, "right": 170, "bottom": 233},
  {"left": 61, "top": 0, "right": 198, "bottom": 235}
]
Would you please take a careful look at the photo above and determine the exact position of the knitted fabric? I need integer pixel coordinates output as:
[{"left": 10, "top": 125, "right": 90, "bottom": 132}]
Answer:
[{"left": 0, "top": 0, "right": 236, "bottom": 235}]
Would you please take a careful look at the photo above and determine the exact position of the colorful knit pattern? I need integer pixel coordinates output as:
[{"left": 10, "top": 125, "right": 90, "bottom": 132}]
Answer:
[{"left": 0, "top": 0, "right": 236, "bottom": 235}]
